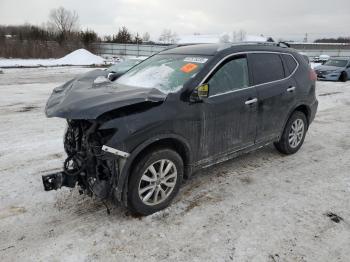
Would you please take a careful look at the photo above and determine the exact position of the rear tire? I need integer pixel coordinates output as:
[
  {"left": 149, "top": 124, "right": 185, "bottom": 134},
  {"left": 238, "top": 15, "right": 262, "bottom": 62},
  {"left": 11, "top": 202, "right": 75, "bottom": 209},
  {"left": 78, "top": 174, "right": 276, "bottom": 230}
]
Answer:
[
  {"left": 128, "top": 148, "right": 183, "bottom": 216},
  {"left": 339, "top": 72, "right": 348, "bottom": 82},
  {"left": 274, "top": 111, "right": 308, "bottom": 155}
]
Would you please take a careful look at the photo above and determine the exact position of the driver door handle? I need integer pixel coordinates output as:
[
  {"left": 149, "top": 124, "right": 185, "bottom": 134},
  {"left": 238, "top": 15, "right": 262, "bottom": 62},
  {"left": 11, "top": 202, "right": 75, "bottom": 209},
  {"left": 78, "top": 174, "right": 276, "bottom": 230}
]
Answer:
[
  {"left": 245, "top": 98, "right": 258, "bottom": 105},
  {"left": 287, "top": 86, "right": 296, "bottom": 92}
]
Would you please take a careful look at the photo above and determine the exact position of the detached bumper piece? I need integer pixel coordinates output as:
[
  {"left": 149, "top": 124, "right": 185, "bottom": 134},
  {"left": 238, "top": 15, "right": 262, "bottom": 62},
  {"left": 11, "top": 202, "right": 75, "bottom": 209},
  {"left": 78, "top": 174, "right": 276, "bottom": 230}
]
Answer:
[
  {"left": 101, "top": 145, "right": 130, "bottom": 158},
  {"left": 42, "top": 172, "right": 77, "bottom": 191}
]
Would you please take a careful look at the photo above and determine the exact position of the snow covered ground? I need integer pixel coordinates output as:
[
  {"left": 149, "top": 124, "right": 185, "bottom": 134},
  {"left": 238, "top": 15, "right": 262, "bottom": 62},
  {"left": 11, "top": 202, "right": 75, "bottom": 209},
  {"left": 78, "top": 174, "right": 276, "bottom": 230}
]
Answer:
[
  {"left": 0, "top": 67, "right": 350, "bottom": 261},
  {"left": 0, "top": 49, "right": 105, "bottom": 68}
]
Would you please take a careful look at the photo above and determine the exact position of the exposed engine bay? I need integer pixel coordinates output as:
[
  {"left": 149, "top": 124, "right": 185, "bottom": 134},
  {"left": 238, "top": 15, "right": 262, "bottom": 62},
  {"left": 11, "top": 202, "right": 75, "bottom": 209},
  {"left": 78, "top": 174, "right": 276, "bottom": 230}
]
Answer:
[{"left": 43, "top": 120, "right": 118, "bottom": 200}]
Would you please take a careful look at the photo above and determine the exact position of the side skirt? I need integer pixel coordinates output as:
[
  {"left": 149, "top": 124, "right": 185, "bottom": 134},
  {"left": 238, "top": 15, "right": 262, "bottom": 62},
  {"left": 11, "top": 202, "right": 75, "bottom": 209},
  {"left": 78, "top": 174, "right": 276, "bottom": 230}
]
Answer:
[{"left": 189, "top": 138, "right": 277, "bottom": 174}]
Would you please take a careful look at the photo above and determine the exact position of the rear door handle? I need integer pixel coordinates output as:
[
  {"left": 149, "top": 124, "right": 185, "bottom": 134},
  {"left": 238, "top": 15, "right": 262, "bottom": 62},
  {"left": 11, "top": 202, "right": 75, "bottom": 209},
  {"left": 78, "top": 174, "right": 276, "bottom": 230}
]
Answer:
[
  {"left": 245, "top": 98, "right": 258, "bottom": 105},
  {"left": 287, "top": 86, "right": 296, "bottom": 92}
]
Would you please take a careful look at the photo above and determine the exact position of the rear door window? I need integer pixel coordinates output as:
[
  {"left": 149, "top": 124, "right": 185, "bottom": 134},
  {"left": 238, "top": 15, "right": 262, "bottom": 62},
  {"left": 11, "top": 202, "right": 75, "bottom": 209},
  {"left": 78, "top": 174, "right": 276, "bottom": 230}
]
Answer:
[
  {"left": 208, "top": 56, "right": 249, "bottom": 96},
  {"left": 282, "top": 54, "right": 298, "bottom": 76},
  {"left": 250, "top": 53, "right": 285, "bottom": 85}
]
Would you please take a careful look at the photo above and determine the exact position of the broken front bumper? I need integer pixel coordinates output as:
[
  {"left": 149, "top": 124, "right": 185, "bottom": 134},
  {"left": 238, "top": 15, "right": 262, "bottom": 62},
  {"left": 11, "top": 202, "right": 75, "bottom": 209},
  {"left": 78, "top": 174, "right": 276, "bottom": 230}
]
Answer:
[
  {"left": 42, "top": 145, "right": 130, "bottom": 194},
  {"left": 42, "top": 171, "right": 77, "bottom": 191}
]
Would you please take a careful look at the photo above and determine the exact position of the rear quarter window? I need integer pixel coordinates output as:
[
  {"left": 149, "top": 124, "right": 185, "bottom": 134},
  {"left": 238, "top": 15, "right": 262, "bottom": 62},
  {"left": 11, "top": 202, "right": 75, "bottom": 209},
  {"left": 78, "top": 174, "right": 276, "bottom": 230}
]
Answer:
[
  {"left": 282, "top": 54, "right": 298, "bottom": 76},
  {"left": 250, "top": 53, "right": 285, "bottom": 85}
]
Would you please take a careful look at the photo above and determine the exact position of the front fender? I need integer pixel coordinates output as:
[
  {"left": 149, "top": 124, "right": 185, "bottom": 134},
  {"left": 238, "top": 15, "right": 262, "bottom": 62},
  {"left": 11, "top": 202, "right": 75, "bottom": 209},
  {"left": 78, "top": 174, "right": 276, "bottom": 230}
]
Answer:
[{"left": 113, "top": 133, "right": 193, "bottom": 204}]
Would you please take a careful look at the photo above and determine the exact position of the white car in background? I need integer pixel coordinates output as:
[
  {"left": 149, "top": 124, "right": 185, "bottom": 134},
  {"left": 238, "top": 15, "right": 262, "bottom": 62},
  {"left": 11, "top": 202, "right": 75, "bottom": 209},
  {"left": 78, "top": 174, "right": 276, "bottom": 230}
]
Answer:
[{"left": 313, "top": 54, "right": 330, "bottom": 63}]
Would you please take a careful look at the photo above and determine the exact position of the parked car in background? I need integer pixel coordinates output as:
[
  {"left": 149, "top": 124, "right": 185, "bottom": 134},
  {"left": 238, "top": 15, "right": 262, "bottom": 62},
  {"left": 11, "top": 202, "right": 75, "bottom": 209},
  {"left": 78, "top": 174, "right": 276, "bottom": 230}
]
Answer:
[
  {"left": 314, "top": 58, "right": 350, "bottom": 82},
  {"left": 106, "top": 57, "right": 144, "bottom": 81},
  {"left": 319, "top": 54, "right": 330, "bottom": 63},
  {"left": 43, "top": 43, "right": 318, "bottom": 215},
  {"left": 313, "top": 54, "right": 330, "bottom": 64}
]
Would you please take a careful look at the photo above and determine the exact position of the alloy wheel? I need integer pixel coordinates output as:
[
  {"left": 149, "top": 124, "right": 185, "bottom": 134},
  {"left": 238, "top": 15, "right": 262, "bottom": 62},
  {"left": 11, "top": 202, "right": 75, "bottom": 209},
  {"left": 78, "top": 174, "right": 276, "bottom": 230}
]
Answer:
[
  {"left": 288, "top": 119, "right": 305, "bottom": 148},
  {"left": 138, "top": 159, "right": 178, "bottom": 206}
]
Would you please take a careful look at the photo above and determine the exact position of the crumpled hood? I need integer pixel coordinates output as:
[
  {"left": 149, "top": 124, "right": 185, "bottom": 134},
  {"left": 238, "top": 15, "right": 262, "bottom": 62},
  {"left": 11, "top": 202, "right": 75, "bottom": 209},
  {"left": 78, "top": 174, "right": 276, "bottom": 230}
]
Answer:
[
  {"left": 45, "top": 69, "right": 167, "bottom": 119},
  {"left": 315, "top": 65, "right": 342, "bottom": 72}
]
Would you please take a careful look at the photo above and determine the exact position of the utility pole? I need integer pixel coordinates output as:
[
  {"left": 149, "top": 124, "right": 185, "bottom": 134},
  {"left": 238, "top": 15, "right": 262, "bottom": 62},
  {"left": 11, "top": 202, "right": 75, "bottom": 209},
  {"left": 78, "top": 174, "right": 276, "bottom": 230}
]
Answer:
[{"left": 303, "top": 33, "right": 308, "bottom": 43}]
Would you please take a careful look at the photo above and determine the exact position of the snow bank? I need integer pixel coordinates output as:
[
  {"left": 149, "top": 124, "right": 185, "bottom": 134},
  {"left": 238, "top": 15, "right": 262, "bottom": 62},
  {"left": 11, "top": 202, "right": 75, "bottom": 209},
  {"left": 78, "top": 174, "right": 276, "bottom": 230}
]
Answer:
[
  {"left": 0, "top": 49, "right": 105, "bottom": 67},
  {"left": 55, "top": 49, "right": 104, "bottom": 65}
]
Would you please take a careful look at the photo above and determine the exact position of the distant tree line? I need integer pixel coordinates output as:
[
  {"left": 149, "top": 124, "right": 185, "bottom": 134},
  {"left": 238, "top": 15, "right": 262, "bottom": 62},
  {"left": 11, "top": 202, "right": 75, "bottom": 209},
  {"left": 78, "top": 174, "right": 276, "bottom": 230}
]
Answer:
[
  {"left": 103, "top": 26, "right": 152, "bottom": 44},
  {"left": 0, "top": 7, "right": 158, "bottom": 58},
  {"left": 0, "top": 25, "right": 100, "bottom": 58},
  {"left": 314, "top": 37, "right": 350, "bottom": 44},
  {"left": 0, "top": 24, "right": 99, "bottom": 45}
]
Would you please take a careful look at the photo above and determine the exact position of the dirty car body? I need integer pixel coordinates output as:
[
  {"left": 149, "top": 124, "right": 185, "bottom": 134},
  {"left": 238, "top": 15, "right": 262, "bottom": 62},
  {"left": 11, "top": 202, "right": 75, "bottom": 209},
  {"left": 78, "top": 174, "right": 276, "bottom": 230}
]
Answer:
[{"left": 43, "top": 43, "right": 318, "bottom": 215}]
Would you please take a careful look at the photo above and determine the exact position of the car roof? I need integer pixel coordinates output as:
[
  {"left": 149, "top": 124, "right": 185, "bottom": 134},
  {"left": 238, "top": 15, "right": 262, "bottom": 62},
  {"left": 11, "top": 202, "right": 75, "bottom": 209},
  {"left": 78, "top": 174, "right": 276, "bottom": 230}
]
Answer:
[{"left": 160, "top": 43, "right": 296, "bottom": 56}]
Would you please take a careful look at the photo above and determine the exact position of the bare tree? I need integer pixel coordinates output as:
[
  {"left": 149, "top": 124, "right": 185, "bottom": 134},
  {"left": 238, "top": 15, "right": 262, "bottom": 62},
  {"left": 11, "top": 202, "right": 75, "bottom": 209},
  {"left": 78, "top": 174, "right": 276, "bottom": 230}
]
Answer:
[
  {"left": 113, "top": 26, "right": 132, "bottom": 43},
  {"left": 134, "top": 33, "right": 142, "bottom": 44},
  {"left": 48, "top": 7, "right": 79, "bottom": 40},
  {"left": 238, "top": 29, "right": 246, "bottom": 41},
  {"left": 231, "top": 29, "right": 246, "bottom": 42},
  {"left": 142, "top": 32, "right": 151, "bottom": 42},
  {"left": 220, "top": 33, "right": 230, "bottom": 43},
  {"left": 159, "top": 29, "right": 178, "bottom": 44}
]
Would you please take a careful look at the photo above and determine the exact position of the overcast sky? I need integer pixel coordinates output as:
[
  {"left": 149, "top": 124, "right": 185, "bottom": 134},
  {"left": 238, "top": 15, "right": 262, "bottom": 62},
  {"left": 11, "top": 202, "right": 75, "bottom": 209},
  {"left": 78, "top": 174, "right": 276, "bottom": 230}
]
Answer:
[{"left": 0, "top": 0, "right": 349, "bottom": 41}]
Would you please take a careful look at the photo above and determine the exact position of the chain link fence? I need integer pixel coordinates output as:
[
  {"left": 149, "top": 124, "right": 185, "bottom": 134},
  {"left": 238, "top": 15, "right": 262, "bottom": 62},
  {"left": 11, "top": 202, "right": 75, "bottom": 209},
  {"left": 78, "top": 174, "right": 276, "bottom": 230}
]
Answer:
[
  {"left": 92, "top": 43, "right": 169, "bottom": 57},
  {"left": 93, "top": 42, "right": 350, "bottom": 59},
  {"left": 289, "top": 43, "right": 350, "bottom": 58}
]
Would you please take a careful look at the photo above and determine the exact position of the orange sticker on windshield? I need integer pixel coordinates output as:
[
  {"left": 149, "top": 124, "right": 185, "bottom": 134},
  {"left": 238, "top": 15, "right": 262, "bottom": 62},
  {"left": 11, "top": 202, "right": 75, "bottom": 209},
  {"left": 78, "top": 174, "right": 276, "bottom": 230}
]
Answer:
[{"left": 181, "top": 63, "right": 198, "bottom": 73}]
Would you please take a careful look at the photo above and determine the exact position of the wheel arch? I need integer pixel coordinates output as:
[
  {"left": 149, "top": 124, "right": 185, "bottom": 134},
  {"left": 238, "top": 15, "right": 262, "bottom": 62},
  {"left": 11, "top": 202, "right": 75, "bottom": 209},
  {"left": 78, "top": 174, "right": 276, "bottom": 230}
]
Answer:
[
  {"left": 129, "top": 135, "right": 192, "bottom": 176},
  {"left": 279, "top": 104, "right": 311, "bottom": 139},
  {"left": 116, "top": 134, "right": 193, "bottom": 205},
  {"left": 294, "top": 104, "right": 311, "bottom": 126}
]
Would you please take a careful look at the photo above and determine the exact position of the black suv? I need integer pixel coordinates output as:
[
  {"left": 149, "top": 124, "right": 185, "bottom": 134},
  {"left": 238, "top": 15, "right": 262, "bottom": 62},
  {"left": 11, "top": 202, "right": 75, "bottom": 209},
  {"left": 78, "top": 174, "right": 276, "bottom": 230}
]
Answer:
[{"left": 43, "top": 43, "right": 318, "bottom": 215}]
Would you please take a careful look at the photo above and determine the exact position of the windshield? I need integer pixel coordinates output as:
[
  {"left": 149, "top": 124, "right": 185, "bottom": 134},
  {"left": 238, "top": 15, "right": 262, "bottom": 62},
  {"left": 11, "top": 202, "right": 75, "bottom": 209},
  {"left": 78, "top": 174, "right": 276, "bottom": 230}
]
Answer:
[
  {"left": 107, "top": 59, "right": 141, "bottom": 73},
  {"left": 324, "top": 59, "right": 348, "bottom": 67},
  {"left": 115, "top": 54, "right": 210, "bottom": 94}
]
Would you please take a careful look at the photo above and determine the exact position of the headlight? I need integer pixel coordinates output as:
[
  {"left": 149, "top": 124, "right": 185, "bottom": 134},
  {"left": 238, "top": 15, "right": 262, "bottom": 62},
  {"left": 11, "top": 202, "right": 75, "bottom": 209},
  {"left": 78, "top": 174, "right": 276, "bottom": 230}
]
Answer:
[{"left": 326, "top": 70, "right": 340, "bottom": 75}]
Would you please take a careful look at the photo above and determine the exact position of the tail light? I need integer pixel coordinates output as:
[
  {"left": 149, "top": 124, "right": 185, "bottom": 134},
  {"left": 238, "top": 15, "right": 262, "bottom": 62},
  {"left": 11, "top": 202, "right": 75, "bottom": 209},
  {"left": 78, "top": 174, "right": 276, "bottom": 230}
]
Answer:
[{"left": 309, "top": 68, "right": 317, "bottom": 81}]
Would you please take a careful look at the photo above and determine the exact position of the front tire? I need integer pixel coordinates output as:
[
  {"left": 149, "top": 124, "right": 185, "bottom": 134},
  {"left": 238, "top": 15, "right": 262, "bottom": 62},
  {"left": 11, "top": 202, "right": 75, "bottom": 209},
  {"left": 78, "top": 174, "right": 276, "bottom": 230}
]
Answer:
[
  {"left": 339, "top": 72, "right": 348, "bottom": 82},
  {"left": 128, "top": 148, "right": 183, "bottom": 216},
  {"left": 274, "top": 111, "right": 308, "bottom": 155}
]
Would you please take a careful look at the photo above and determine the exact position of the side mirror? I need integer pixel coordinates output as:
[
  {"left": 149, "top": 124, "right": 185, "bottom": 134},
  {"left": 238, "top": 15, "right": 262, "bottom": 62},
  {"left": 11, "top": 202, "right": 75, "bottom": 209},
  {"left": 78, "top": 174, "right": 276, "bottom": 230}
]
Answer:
[
  {"left": 198, "top": 84, "right": 209, "bottom": 98},
  {"left": 107, "top": 72, "right": 121, "bottom": 81},
  {"left": 190, "top": 84, "right": 209, "bottom": 103}
]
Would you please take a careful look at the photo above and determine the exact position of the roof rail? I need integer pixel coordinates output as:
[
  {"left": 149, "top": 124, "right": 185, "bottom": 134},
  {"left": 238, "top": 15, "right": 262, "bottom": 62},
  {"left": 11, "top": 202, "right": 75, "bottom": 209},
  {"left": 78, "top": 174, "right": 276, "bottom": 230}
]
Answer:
[
  {"left": 162, "top": 43, "right": 202, "bottom": 51},
  {"left": 230, "top": 41, "right": 290, "bottom": 48}
]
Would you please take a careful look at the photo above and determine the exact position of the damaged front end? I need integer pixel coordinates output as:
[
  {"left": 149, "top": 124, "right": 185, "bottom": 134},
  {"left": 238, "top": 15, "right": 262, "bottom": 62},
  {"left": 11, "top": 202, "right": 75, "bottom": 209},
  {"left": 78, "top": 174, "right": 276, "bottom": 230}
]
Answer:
[
  {"left": 42, "top": 120, "right": 127, "bottom": 199},
  {"left": 42, "top": 69, "right": 167, "bottom": 203}
]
